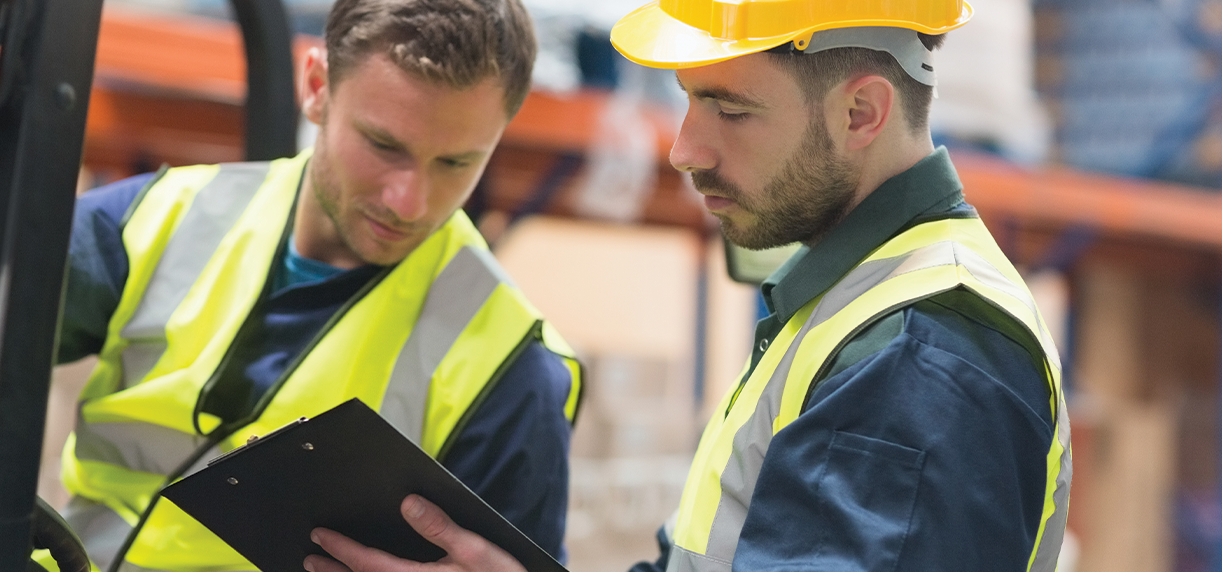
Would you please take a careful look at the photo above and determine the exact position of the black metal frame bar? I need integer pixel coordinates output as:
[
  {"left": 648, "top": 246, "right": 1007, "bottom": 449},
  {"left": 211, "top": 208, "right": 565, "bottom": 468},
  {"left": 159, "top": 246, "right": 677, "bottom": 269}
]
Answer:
[
  {"left": 0, "top": 0, "right": 104, "bottom": 568},
  {"left": 231, "top": 0, "right": 298, "bottom": 161},
  {"left": 0, "top": 0, "right": 297, "bottom": 568}
]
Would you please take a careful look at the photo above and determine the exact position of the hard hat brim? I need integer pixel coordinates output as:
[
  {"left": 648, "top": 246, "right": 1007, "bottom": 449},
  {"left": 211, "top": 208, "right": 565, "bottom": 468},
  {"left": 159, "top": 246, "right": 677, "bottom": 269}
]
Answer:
[{"left": 610, "top": 0, "right": 974, "bottom": 70}]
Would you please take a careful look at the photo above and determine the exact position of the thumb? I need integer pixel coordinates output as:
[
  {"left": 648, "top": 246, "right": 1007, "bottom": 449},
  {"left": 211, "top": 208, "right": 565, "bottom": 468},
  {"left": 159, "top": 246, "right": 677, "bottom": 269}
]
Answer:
[
  {"left": 401, "top": 494, "right": 463, "bottom": 550},
  {"left": 400, "top": 494, "right": 526, "bottom": 572}
]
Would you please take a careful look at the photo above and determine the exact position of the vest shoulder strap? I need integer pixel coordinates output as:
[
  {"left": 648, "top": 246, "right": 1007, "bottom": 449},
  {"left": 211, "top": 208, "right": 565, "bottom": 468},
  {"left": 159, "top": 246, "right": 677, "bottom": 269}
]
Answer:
[{"left": 118, "top": 163, "right": 171, "bottom": 230}]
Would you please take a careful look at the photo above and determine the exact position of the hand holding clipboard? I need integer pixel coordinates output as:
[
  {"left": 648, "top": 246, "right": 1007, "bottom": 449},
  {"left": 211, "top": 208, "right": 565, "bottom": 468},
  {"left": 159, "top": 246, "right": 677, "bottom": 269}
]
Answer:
[
  {"left": 306, "top": 493, "right": 531, "bottom": 572},
  {"left": 162, "top": 399, "right": 565, "bottom": 572}
]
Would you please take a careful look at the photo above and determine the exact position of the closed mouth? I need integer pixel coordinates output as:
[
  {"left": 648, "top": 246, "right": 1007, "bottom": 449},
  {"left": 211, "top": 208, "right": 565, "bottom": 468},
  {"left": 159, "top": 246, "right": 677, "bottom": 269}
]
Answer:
[{"left": 365, "top": 215, "right": 409, "bottom": 239}]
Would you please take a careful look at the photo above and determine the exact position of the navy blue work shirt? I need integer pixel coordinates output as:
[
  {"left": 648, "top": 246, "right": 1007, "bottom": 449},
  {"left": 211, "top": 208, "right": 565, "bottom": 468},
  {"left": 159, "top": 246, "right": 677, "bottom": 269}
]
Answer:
[
  {"left": 59, "top": 172, "right": 575, "bottom": 560},
  {"left": 633, "top": 148, "right": 1055, "bottom": 571}
]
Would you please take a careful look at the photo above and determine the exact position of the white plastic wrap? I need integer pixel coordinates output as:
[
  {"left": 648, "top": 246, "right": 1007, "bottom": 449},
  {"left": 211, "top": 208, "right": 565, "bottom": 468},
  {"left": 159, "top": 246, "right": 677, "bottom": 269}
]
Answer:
[{"left": 929, "top": 0, "right": 1052, "bottom": 164}]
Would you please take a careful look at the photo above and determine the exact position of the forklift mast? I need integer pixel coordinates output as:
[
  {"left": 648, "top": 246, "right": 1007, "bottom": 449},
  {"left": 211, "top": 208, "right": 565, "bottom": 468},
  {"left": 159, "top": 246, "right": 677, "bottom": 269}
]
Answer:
[{"left": 0, "top": 0, "right": 297, "bottom": 567}]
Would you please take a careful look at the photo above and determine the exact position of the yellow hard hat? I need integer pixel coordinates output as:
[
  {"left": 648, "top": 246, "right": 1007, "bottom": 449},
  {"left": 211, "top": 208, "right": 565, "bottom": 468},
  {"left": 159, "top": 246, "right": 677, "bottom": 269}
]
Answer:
[{"left": 611, "top": 0, "right": 973, "bottom": 70}]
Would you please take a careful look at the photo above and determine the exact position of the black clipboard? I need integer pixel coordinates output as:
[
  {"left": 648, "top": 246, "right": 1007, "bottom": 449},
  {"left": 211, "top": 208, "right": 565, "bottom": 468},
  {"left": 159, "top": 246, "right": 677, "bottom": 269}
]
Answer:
[{"left": 162, "top": 398, "right": 568, "bottom": 572}]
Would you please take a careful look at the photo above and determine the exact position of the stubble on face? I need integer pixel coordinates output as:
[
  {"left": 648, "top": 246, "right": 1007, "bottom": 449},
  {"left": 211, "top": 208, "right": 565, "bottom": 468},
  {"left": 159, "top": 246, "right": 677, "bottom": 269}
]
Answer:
[
  {"left": 692, "top": 116, "right": 859, "bottom": 250},
  {"left": 305, "top": 114, "right": 429, "bottom": 268},
  {"left": 306, "top": 140, "right": 352, "bottom": 255}
]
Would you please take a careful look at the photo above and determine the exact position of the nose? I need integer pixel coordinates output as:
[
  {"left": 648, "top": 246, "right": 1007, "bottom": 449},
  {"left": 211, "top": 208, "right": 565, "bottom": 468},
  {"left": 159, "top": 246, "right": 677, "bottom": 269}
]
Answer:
[
  {"left": 669, "top": 109, "right": 717, "bottom": 173},
  {"left": 381, "top": 167, "right": 428, "bottom": 222}
]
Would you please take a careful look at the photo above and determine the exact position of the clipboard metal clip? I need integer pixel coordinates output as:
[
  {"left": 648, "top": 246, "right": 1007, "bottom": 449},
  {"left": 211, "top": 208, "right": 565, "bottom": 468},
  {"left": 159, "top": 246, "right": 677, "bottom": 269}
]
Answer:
[{"left": 206, "top": 416, "right": 310, "bottom": 467}]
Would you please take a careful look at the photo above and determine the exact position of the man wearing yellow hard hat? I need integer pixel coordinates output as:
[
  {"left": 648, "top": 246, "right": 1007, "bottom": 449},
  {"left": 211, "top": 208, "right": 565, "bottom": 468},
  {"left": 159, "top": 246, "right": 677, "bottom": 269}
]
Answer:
[{"left": 306, "top": 1, "right": 1071, "bottom": 571}]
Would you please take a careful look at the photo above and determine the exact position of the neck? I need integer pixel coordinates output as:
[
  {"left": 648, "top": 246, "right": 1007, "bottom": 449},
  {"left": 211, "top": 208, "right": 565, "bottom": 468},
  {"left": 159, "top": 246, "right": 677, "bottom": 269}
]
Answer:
[
  {"left": 293, "top": 160, "right": 363, "bottom": 270},
  {"left": 849, "top": 126, "right": 936, "bottom": 209}
]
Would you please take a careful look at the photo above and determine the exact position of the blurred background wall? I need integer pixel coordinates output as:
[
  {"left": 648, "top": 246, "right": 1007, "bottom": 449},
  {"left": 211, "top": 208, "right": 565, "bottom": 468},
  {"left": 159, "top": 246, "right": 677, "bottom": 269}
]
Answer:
[{"left": 39, "top": 0, "right": 1222, "bottom": 571}]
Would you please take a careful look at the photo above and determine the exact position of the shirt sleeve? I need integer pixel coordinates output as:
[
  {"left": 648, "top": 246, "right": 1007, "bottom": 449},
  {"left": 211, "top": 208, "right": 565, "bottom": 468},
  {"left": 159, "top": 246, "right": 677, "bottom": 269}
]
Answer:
[
  {"left": 439, "top": 340, "right": 575, "bottom": 562},
  {"left": 731, "top": 299, "right": 1055, "bottom": 572},
  {"left": 58, "top": 173, "right": 154, "bottom": 364}
]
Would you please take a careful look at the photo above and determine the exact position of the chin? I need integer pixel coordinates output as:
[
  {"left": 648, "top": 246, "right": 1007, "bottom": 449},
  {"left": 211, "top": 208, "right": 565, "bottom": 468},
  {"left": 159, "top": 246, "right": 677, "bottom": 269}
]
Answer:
[
  {"left": 718, "top": 221, "right": 754, "bottom": 249},
  {"left": 360, "top": 252, "right": 406, "bottom": 267},
  {"left": 359, "top": 240, "right": 422, "bottom": 267}
]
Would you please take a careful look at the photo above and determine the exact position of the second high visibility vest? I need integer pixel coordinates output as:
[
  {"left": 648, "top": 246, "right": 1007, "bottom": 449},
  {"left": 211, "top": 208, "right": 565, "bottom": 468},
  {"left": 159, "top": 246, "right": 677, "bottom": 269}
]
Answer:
[
  {"left": 667, "top": 216, "right": 1071, "bottom": 572},
  {"left": 52, "top": 151, "right": 582, "bottom": 572}
]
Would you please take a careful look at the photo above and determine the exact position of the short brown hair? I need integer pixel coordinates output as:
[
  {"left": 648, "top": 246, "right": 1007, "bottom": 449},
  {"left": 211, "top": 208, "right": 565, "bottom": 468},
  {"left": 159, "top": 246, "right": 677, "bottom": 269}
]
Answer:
[
  {"left": 768, "top": 33, "right": 946, "bottom": 133},
  {"left": 324, "top": 0, "right": 537, "bottom": 117}
]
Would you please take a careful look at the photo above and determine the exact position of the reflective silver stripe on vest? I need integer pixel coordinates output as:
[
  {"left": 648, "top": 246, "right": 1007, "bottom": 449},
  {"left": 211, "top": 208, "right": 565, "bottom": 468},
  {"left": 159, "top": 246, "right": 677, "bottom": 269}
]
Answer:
[
  {"left": 65, "top": 442, "right": 235, "bottom": 571},
  {"left": 696, "top": 243, "right": 954, "bottom": 564},
  {"left": 668, "top": 545, "right": 731, "bottom": 572},
  {"left": 1031, "top": 407, "right": 1073, "bottom": 571},
  {"left": 678, "top": 239, "right": 1069, "bottom": 569},
  {"left": 954, "top": 245, "right": 1063, "bottom": 372},
  {"left": 181, "top": 443, "right": 225, "bottom": 478},
  {"left": 61, "top": 495, "right": 132, "bottom": 572},
  {"left": 118, "top": 162, "right": 271, "bottom": 388},
  {"left": 74, "top": 405, "right": 208, "bottom": 476},
  {"left": 381, "top": 246, "right": 512, "bottom": 442},
  {"left": 950, "top": 238, "right": 1076, "bottom": 569}
]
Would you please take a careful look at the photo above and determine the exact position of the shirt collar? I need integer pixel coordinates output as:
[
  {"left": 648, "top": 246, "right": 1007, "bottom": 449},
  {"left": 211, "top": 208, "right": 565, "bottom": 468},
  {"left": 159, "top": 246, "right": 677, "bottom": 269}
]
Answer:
[{"left": 761, "top": 147, "right": 965, "bottom": 323}]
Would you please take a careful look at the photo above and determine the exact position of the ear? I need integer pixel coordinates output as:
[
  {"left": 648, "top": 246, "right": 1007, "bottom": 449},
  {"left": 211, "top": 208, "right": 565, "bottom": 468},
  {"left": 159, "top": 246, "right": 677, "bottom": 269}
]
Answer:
[
  {"left": 841, "top": 75, "right": 894, "bottom": 151},
  {"left": 300, "top": 47, "right": 330, "bottom": 126}
]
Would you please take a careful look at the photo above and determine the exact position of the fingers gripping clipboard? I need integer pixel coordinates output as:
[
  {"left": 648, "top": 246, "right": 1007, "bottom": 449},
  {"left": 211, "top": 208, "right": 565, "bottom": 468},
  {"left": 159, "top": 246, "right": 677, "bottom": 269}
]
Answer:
[{"left": 162, "top": 398, "right": 568, "bottom": 571}]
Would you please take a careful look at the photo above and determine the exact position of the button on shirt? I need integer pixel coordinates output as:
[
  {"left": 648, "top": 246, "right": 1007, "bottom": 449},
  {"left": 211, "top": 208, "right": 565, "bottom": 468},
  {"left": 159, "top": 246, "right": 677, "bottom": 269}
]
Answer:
[{"left": 634, "top": 148, "right": 1055, "bottom": 572}]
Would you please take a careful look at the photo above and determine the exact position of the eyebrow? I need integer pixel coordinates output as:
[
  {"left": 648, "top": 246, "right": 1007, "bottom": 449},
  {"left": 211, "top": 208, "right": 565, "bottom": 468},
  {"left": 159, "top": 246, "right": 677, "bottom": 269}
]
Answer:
[
  {"left": 675, "top": 74, "right": 766, "bottom": 109},
  {"left": 441, "top": 150, "right": 487, "bottom": 163},
  {"left": 357, "top": 120, "right": 487, "bottom": 162},
  {"left": 357, "top": 121, "right": 406, "bottom": 151}
]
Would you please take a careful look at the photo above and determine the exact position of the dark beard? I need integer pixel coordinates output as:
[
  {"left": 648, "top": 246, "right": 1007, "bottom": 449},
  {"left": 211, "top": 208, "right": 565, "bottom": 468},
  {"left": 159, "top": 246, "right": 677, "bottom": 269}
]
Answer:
[{"left": 692, "top": 118, "right": 858, "bottom": 250}]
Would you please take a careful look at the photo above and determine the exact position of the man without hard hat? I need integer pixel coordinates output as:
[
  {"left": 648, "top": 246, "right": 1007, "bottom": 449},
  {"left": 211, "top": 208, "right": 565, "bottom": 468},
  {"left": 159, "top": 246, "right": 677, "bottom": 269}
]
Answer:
[
  {"left": 305, "top": 1, "right": 1072, "bottom": 571},
  {"left": 45, "top": 0, "right": 584, "bottom": 570}
]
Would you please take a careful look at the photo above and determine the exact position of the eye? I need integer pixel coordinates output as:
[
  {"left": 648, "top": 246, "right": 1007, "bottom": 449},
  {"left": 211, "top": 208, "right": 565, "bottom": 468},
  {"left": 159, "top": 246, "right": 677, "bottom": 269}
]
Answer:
[
  {"left": 364, "top": 133, "right": 398, "bottom": 152},
  {"left": 717, "top": 107, "right": 750, "bottom": 122},
  {"left": 437, "top": 157, "right": 470, "bottom": 169}
]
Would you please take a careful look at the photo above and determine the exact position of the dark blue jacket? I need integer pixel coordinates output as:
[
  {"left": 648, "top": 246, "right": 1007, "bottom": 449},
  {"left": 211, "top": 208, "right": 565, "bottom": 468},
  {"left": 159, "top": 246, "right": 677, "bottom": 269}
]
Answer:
[{"left": 634, "top": 148, "right": 1054, "bottom": 571}]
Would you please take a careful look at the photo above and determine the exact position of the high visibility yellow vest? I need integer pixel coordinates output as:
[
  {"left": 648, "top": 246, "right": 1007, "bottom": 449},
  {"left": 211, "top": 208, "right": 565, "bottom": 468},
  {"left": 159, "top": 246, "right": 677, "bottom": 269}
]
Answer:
[
  {"left": 668, "top": 216, "right": 1071, "bottom": 572},
  {"left": 47, "top": 151, "right": 582, "bottom": 572}
]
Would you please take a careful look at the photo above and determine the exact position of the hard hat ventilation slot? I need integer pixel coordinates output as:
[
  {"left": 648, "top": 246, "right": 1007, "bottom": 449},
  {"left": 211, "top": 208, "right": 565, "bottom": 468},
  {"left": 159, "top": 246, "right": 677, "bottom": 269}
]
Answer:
[{"left": 800, "top": 27, "right": 938, "bottom": 87}]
